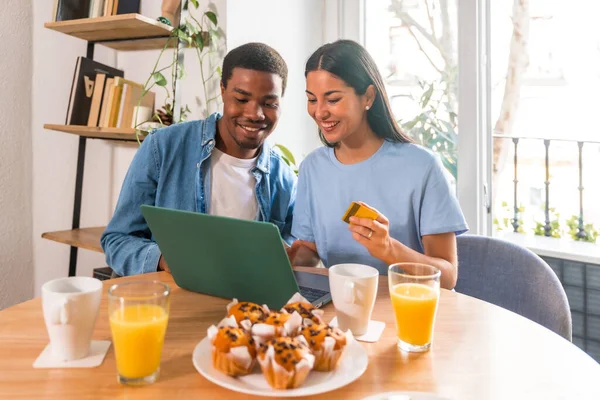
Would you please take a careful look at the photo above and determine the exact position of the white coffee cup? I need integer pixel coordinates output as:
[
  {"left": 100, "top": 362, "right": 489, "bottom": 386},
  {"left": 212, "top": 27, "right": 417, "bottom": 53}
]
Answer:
[
  {"left": 41, "top": 277, "right": 103, "bottom": 361},
  {"left": 329, "top": 263, "right": 379, "bottom": 336}
]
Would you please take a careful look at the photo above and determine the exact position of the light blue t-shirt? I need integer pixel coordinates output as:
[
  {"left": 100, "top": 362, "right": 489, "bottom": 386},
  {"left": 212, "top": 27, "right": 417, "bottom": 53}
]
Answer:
[{"left": 292, "top": 140, "right": 468, "bottom": 275}]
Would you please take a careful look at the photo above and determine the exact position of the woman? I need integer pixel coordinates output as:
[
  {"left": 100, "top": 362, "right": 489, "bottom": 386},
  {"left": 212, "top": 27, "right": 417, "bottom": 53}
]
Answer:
[{"left": 290, "top": 40, "right": 467, "bottom": 289}]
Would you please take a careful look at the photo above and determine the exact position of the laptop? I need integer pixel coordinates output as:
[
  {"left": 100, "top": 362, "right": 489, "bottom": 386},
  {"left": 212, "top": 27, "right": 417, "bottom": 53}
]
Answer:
[{"left": 140, "top": 205, "right": 331, "bottom": 309}]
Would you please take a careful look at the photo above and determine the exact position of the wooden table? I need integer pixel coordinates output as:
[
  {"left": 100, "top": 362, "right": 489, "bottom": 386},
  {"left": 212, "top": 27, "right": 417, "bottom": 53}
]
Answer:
[{"left": 1, "top": 268, "right": 599, "bottom": 399}]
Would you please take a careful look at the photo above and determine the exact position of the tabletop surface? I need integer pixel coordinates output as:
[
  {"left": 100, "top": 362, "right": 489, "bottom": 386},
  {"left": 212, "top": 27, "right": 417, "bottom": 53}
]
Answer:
[{"left": 1, "top": 267, "right": 599, "bottom": 400}]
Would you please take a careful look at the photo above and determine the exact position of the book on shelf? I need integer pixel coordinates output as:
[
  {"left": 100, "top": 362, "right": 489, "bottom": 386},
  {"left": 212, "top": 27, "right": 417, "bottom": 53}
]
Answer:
[
  {"left": 89, "top": 0, "right": 105, "bottom": 18},
  {"left": 51, "top": 1, "right": 59, "bottom": 22},
  {"left": 99, "top": 77, "right": 155, "bottom": 129},
  {"left": 103, "top": 0, "right": 114, "bottom": 16},
  {"left": 98, "top": 77, "right": 114, "bottom": 127},
  {"left": 106, "top": 78, "right": 125, "bottom": 127},
  {"left": 104, "top": 0, "right": 140, "bottom": 17},
  {"left": 87, "top": 73, "right": 107, "bottom": 126},
  {"left": 54, "top": 0, "right": 91, "bottom": 22},
  {"left": 51, "top": 0, "right": 140, "bottom": 21},
  {"left": 66, "top": 57, "right": 123, "bottom": 126},
  {"left": 116, "top": 0, "right": 141, "bottom": 15},
  {"left": 121, "top": 81, "right": 155, "bottom": 129}
]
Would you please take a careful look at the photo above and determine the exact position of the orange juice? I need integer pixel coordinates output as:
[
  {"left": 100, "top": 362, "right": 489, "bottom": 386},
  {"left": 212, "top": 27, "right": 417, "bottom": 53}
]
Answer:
[
  {"left": 390, "top": 283, "right": 439, "bottom": 346},
  {"left": 109, "top": 304, "right": 169, "bottom": 379}
]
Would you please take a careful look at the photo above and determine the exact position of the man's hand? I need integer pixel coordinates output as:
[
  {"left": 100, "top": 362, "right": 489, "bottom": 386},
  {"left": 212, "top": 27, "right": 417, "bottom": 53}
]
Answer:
[
  {"left": 158, "top": 255, "right": 171, "bottom": 273},
  {"left": 286, "top": 240, "right": 320, "bottom": 267}
]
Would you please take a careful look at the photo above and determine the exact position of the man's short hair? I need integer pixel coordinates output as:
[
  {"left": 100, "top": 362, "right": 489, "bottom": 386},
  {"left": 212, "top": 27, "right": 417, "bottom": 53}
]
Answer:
[{"left": 221, "top": 42, "right": 288, "bottom": 95}]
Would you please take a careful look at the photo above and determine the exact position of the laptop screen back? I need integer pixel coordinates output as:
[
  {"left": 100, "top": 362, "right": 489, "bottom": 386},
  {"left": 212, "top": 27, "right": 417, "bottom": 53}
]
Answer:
[{"left": 140, "top": 205, "right": 300, "bottom": 308}]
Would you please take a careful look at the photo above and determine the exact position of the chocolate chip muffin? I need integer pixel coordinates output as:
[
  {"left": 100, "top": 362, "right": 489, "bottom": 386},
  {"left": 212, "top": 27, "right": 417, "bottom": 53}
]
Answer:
[
  {"left": 227, "top": 299, "right": 267, "bottom": 327},
  {"left": 282, "top": 301, "right": 324, "bottom": 324},
  {"left": 208, "top": 325, "right": 257, "bottom": 376},
  {"left": 299, "top": 323, "right": 347, "bottom": 371},
  {"left": 257, "top": 336, "right": 315, "bottom": 389},
  {"left": 251, "top": 310, "right": 303, "bottom": 345}
]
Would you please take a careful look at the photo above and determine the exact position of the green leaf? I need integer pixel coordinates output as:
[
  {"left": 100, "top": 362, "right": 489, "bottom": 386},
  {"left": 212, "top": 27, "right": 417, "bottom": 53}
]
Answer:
[
  {"left": 401, "top": 117, "right": 420, "bottom": 131},
  {"left": 274, "top": 144, "right": 296, "bottom": 166},
  {"left": 177, "top": 62, "right": 186, "bottom": 79},
  {"left": 209, "top": 29, "right": 219, "bottom": 47},
  {"left": 176, "top": 29, "right": 192, "bottom": 44},
  {"left": 216, "top": 66, "right": 222, "bottom": 77},
  {"left": 194, "top": 32, "right": 204, "bottom": 51},
  {"left": 443, "top": 102, "right": 454, "bottom": 112},
  {"left": 205, "top": 11, "right": 218, "bottom": 26},
  {"left": 420, "top": 84, "right": 434, "bottom": 108},
  {"left": 153, "top": 72, "right": 167, "bottom": 87},
  {"left": 434, "top": 127, "right": 457, "bottom": 144},
  {"left": 448, "top": 111, "right": 458, "bottom": 125},
  {"left": 439, "top": 120, "right": 454, "bottom": 132},
  {"left": 190, "top": 0, "right": 199, "bottom": 8},
  {"left": 185, "top": 21, "right": 199, "bottom": 36},
  {"left": 200, "top": 31, "right": 211, "bottom": 49}
]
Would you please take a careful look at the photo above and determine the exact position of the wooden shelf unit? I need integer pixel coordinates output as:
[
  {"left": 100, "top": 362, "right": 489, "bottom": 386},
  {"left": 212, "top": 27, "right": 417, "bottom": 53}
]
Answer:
[
  {"left": 44, "top": 124, "right": 145, "bottom": 141},
  {"left": 42, "top": 227, "right": 105, "bottom": 253},
  {"left": 44, "top": 13, "right": 175, "bottom": 51},
  {"left": 42, "top": 11, "right": 186, "bottom": 276}
]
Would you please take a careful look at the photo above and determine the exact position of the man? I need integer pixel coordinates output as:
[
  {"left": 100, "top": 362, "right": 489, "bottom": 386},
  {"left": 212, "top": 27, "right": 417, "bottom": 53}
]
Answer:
[{"left": 101, "top": 42, "right": 297, "bottom": 276}]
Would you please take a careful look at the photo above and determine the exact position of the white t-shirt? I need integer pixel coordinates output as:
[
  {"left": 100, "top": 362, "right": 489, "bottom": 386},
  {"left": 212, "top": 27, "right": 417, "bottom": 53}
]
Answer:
[{"left": 208, "top": 148, "right": 258, "bottom": 220}]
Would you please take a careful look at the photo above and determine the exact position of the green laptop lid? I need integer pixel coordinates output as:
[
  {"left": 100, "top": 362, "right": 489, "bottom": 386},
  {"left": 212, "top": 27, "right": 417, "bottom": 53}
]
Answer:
[{"left": 140, "top": 205, "right": 300, "bottom": 309}]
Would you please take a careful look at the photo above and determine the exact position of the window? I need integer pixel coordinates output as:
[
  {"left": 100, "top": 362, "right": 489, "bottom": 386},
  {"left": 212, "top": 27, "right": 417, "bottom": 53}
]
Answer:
[
  {"left": 365, "top": 0, "right": 459, "bottom": 185},
  {"left": 491, "top": 0, "right": 600, "bottom": 244}
]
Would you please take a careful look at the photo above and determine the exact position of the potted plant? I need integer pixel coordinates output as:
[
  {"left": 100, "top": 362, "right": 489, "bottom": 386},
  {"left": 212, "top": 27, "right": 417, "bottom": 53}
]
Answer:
[{"left": 134, "top": 0, "right": 224, "bottom": 141}]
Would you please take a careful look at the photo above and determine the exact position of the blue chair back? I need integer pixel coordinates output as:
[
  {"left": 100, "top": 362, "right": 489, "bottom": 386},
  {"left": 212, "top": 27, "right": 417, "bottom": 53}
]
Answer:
[{"left": 455, "top": 234, "right": 572, "bottom": 341}]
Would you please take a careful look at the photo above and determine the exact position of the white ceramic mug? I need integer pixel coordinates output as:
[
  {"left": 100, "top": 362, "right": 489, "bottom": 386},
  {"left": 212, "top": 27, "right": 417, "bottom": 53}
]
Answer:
[
  {"left": 41, "top": 277, "right": 103, "bottom": 361},
  {"left": 329, "top": 263, "right": 379, "bottom": 336}
]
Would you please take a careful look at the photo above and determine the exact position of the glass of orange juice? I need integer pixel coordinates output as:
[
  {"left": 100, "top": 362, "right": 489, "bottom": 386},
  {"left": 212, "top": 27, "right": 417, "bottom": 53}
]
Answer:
[
  {"left": 108, "top": 281, "right": 170, "bottom": 385},
  {"left": 388, "top": 263, "right": 440, "bottom": 352}
]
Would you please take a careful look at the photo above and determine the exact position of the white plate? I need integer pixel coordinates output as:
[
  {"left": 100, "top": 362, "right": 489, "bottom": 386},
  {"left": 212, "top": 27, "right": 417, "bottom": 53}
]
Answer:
[
  {"left": 192, "top": 336, "right": 368, "bottom": 397},
  {"left": 361, "top": 392, "right": 452, "bottom": 400}
]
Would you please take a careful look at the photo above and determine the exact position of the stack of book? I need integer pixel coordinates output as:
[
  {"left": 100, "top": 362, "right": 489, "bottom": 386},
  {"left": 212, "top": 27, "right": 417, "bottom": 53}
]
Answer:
[
  {"left": 52, "top": 0, "right": 141, "bottom": 21},
  {"left": 66, "top": 57, "right": 155, "bottom": 129}
]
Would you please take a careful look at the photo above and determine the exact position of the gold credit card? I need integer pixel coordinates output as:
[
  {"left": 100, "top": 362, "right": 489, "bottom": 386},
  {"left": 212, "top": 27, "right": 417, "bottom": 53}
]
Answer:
[{"left": 342, "top": 201, "right": 379, "bottom": 223}]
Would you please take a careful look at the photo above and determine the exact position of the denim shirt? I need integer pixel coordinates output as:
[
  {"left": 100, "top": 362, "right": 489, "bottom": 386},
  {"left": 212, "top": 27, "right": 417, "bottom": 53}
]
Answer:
[{"left": 101, "top": 113, "right": 297, "bottom": 276}]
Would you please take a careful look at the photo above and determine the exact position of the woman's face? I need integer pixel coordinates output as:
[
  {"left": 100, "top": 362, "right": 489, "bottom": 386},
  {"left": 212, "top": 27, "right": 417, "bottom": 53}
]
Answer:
[{"left": 305, "top": 70, "right": 371, "bottom": 144}]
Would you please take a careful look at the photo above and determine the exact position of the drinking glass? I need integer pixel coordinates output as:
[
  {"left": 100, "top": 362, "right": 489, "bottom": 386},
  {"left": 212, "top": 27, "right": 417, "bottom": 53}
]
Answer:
[
  {"left": 388, "top": 263, "right": 440, "bottom": 352},
  {"left": 108, "top": 281, "right": 170, "bottom": 385}
]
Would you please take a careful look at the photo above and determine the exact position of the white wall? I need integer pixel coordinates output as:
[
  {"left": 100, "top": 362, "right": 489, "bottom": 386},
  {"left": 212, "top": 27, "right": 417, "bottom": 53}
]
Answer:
[
  {"left": 226, "top": 0, "right": 323, "bottom": 161},
  {"left": 0, "top": 1, "right": 34, "bottom": 309},
  {"left": 32, "top": 2, "right": 117, "bottom": 295}
]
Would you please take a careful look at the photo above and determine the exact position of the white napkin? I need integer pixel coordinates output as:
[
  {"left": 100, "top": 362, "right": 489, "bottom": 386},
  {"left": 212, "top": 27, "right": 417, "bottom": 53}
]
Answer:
[
  {"left": 33, "top": 340, "right": 111, "bottom": 369},
  {"left": 329, "top": 318, "right": 385, "bottom": 343}
]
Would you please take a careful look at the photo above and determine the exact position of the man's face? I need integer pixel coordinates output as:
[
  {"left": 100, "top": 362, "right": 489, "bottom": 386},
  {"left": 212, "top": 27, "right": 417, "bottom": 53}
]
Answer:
[{"left": 218, "top": 68, "right": 283, "bottom": 158}]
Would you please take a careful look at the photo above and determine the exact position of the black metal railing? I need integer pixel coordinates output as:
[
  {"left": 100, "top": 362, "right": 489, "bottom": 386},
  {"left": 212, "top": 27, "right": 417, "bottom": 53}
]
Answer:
[{"left": 493, "top": 134, "right": 600, "bottom": 238}]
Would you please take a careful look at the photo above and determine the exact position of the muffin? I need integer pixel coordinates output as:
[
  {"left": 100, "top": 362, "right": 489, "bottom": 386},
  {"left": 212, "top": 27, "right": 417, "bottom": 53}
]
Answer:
[
  {"left": 299, "top": 323, "right": 348, "bottom": 371},
  {"left": 207, "top": 317, "right": 257, "bottom": 376},
  {"left": 257, "top": 336, "right": 315, "bottom": 389},
  {"left": 226, "top": 299, "right": 268, "bottom": 330},
  {"left": 251, "top": 310, "right": 302, "bottom": 345},
  {"left": 283, "top": 302, "right": 324, "bottom": 324}
]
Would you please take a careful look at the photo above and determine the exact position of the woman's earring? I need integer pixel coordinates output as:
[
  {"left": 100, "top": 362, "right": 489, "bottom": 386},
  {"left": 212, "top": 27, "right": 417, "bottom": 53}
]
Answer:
[{"left": 366, "top": 105, "right": 370, "bottom": 110}]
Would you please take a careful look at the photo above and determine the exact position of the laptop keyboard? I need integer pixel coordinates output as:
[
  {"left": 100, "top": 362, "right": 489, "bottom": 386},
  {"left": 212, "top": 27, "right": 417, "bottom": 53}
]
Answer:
[{"left": 298, "top": 286, "right": 329, "bottom": 303}]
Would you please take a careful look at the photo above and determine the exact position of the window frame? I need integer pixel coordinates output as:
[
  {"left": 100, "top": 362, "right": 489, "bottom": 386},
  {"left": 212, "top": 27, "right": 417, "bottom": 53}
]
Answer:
[{"left": 331, "top": 0, "right": 493, "bottom": 235}]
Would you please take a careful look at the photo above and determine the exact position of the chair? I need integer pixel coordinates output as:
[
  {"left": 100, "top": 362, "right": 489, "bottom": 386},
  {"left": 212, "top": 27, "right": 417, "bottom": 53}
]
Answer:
[{"left": 455, "top": 234, "right": 572, "bottom": 341}]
